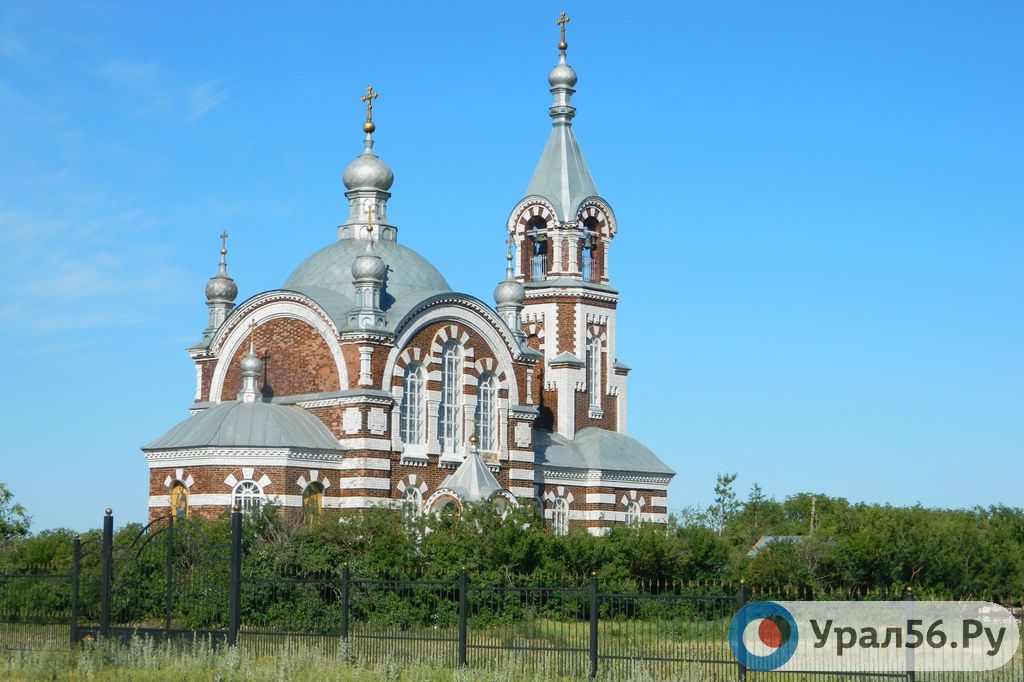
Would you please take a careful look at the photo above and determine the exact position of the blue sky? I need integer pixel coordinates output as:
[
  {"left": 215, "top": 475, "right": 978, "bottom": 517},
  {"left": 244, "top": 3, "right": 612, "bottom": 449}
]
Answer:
[{"left": 0, "top": 2, "right": 1021, "bottom": 532}]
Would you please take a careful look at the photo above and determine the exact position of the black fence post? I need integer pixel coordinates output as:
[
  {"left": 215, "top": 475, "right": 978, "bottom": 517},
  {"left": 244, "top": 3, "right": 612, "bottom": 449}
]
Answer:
[
  {"left": 164, "top": 514, "right": 174, "bottom": 634},
  {"left": 905, "top": 587, "right": 915, "bottom": 682},
  {"left": 227, "top": 504, "right": 242, "bottom": 646},
  {"left": 736, "top": 579, "right": 747, "bottom": 682},
  {"left": 341, "top": 563, "right": 350, "bottom": 642},
  {"left": 589, "top": 572, "right": 599, "bottom": 678},
  {"left": 458, "top": 568, "right": 468, "bottom": 667},
  {"left": 99, "top": 509, "right": 113, "bottom": 638},
  {"left": 70, "top": 534, "right": 81, "bottom": 645}
]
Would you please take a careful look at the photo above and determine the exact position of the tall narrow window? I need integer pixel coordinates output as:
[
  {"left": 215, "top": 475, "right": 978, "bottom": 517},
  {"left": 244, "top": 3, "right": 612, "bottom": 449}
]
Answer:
[
  {"left": 402, "top": 486, "right": 422, "bottom": 521},
  {"left": 400, "top": 364, "right": 424, "bottom": 444},
  {"left": 169, "top": 482, "right": 188, "bottom": 521},
  {"left": 233, "top": 480, "right": 263, "bottom": 513},
  {"left": 438, "top": 342, "right": 461, "bottom": 453},
  {"left": 475, "top": 374, "right": 497, "bottom": 451},
  {"left": 302, "top": 482, "right": 323, "bottom": 526},
  {"left": 551, "top": 497, "right": 569, "bottom": 536},
  {"left": 625, "top": 501, "right": 642, "bottom": 527},
  {"left": 586, "top": 336, "right": 602, "bottom": 409}
]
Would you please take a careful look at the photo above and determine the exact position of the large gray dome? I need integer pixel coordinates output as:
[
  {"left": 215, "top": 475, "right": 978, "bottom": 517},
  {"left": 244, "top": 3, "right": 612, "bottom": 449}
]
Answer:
[
  {"left": 283, "top": 238, "right": 451, "bottom": 326},
  {"left": 143, "top": 401, "right": 343, "bottom": 451}
]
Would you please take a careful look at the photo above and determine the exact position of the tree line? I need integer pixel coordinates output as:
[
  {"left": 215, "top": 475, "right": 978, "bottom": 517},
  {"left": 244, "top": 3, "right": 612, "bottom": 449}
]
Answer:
[{"left": 1, "top": 479, "right": 1021, "bottom": 601}]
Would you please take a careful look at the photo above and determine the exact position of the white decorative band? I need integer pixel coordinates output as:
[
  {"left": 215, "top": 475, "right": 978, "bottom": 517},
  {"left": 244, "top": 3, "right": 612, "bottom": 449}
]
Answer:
[
  {"left": 585, "top": 493, "right": 616, "bottom": 504},
  {"left": 337, "top": 438, "right": 393, "bottom": 451},
  {"left": 339, "top": 457, "right": 391, "bottom": 471},
  {"left": 508, "top": 486, "right": 535, "bottom": 498},
  {"left": 337, "top": 477, "right": 392, "bottom": 491},
  {"left": 508, "top": 469, "right": 534, "bottom": 481},
  {"left": 508, "top": 450, "right": 535, "bottom": 463}
]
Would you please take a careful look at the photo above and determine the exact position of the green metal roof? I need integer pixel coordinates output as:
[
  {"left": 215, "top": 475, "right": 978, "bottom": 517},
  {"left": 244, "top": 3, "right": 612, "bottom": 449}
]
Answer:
[
  {"left": 534, "top": 427, "right": 675, "bottom": 476},
  {"left": 143, "top": 401, "right": 343, "bottom": 451},
  {"left": 524, "top": 122, "right": 598, "bottom": 222},
  {"left": 283, "top": 238, "right": 451, "bottom": 328}
]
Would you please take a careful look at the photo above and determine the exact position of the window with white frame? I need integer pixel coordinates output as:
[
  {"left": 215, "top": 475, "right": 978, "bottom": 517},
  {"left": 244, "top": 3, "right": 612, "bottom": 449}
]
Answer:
[
  {"left": 401, "top": 486, "right": 422, "bottom": 521},
  {"left": 232, "top": 480, "right": 263, "bottom": 513},
  {"left": 399, "top": 363, "right": 424, "bottom": 444},
  {"left": 551, "top": 497, "right": 569, "bottom": 536},
  {"left": 624, "top": 501, "right": 642, "bottom": 527},
  {"left": 438, "top": 341, "right": 461, "bottom": 453},
  {"left": 586, "top": 336, "right": 602, "bottom": 409},
  {"left": 475, "top": 373, "right": 497, "bottom": 451}
]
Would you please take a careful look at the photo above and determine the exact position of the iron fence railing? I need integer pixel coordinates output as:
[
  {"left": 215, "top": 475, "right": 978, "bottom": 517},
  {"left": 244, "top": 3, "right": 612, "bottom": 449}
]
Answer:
[{"left": 1, "top": 509, "right": 1022, "bottom": 682}]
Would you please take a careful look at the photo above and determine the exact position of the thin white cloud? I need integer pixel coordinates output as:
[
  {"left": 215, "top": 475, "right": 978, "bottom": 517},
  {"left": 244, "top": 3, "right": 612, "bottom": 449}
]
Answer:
[
  {"left": 186, "top": 80, "right": 231, "bottom": 122},
  {"left": 0, "top": 206, "right": 187, "bottom": 337}
]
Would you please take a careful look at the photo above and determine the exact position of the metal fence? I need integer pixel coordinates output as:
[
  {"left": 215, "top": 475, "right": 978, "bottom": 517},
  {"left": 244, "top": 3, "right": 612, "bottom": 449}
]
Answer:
[{"left": 1, "top": 509, "right": 1022, "bottom": 681}]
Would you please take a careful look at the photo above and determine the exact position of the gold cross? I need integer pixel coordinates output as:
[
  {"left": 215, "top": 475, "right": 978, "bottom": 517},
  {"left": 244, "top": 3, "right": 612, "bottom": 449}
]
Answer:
[
  {"left": 364, "top": 204, "right": 376, "bottom": 238},
  {"left": 248, "top": 319, "right": 257, "bottom": 346},
  {"left": 219, "top": 230, "right": 229, "bottom": 255},
  {"left": 556, "top": 12, "right": 570, "bottom": 44},
  {"left": 361, "top": 85, "right": 378, "bottom": 123}
]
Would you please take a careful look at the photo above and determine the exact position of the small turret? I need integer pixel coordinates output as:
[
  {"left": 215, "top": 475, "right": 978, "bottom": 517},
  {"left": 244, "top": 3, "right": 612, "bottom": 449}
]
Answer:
[
  {"left": 204, "top": 231, "right": 237, "bottom": 334},
  {"left": 338, "top": 85, "right": 398, "bottom": 242},
  {"left": 238, "top": 321, "right": 263, "bottom": 403},
  {"left": 494, "top": 238, "right": 525, "bottom": 341}
]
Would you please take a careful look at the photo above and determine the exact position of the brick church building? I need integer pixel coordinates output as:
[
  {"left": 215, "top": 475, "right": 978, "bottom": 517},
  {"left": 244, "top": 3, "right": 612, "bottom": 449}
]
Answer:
[{"left": 143, "top": 18, "right": 674, "bottom": 535}]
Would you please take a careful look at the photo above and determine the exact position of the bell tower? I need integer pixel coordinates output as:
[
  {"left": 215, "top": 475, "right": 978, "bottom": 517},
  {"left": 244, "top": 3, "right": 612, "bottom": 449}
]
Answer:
[{"left": 505, "top": 13, "right": 629, "bottom": 439}]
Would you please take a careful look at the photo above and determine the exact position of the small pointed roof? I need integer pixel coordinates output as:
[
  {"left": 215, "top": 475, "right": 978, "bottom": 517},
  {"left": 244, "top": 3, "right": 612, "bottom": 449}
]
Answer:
[
  {"left": 525, "top": 125, "right": 598, "bottom": 222},
  {"left": 440, "top": 451, "right": 504, "bottom": 502}
]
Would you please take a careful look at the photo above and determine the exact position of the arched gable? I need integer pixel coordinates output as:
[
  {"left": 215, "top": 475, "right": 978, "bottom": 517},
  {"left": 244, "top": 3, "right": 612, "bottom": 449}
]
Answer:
[
  {"left": 209, "top": 291, "right": 348, "bottom": 402},
  {"left": 385, "top": 295, "right": 522, "bottom": 402}
]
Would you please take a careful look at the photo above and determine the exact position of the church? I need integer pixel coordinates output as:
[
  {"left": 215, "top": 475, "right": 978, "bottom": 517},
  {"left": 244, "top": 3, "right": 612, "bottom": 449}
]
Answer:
[{"left": 142, "top": 15, "right": 675, "bottom": 535}]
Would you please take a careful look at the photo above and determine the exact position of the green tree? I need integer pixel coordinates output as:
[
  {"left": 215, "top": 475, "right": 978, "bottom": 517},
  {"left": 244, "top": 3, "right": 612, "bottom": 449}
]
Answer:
[
  {"left": 0, "top": 483, "right": 30, "bottom": 539},
  {"left": 708, "top": 473, "right": 739, "bottom": 536}
]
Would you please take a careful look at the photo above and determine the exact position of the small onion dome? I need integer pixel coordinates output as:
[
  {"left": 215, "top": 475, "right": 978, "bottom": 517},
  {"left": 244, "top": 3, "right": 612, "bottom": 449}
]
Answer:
[
  {"left": 205, "top": 265, "right": 237, "bottom": 303},
  {"left": 352, "top": 252, "right": 387, "bottom": 281},
  {"left": 240, "top": 349, "right": 262, "bottom": 377},
  {"left": 494, "top": 278, "right": 525, "bottom": 306},
  {"left": 342, "top": 139, "right": 394, "bottom": 192},
  {"left": 548, "top": 56, "right": 577, "bottom": 89}
]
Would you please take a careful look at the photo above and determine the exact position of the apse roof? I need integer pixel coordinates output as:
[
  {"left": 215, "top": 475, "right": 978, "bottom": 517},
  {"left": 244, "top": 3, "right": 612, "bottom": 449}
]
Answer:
[
  {"left": 143, "top": 400, "right": 343, "bottom": 452},
  {"left": 534, "top": 427, "right": 675, "bottom": 476}
]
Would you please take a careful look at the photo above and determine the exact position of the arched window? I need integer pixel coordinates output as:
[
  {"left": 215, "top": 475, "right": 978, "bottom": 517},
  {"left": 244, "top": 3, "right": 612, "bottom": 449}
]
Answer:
[
  {"left": 438, "top": 342, "right": 461, "bottom": 453},
  {"left": 169, "top": 482, "right": 188, "bottom": 521},
  {"left": 475, "top": 373, "right": 497, "bottom": 451},
  {"left": 586, "top": 336, "right": 602, "bottom": 409},
  {"left": 551, "top": 497, "right": 569, "bottom": 536},
  {"left": 233, "top": 480, "right": 263, "bottom": 513},
  {"left": 400, "top": 364, "right": 424, "bottom": 444},
  {"left": 302, "top": 482, "right": 324, "bottom": 525},
  {"left": 624, "top": 501, "right": 642, "bottom": 527},
  {"left": 402, "top": 486, "right": 422, "bottom": 521}
]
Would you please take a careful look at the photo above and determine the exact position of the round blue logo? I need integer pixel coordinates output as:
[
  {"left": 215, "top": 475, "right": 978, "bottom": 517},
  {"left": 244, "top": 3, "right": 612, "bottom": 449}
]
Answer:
[{"left": 728, "top": 601, "right": 799, "bottom": 671}]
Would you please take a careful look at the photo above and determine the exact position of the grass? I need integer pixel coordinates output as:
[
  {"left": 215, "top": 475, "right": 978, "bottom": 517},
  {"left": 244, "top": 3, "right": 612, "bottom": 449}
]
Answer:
[{"left": 0, "top": 636, "right": 722, "bottom": 681}]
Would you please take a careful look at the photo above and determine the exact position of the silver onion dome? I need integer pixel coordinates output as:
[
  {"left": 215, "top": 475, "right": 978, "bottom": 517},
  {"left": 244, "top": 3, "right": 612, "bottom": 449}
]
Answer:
[
  {"left": 342, "top": 138, "right": 394, "bottom": 192},
  {"left": 352, "top": 251, "right": 388, "bottom": 281},
  {"left": 240, "top": 348, "right": 262, "bottom": 377},
  {"left": 548, "top": 55, "right": 577, "bottom": 89},
  {"left": 205, "top": 243, "right": 237, "bottom": 303},
  {"left": 494, "top": 278, "right": 525, "bottom": 306}
]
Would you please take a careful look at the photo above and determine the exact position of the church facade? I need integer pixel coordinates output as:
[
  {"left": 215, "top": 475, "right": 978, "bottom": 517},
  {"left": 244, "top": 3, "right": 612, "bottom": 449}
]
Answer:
[{"left": 142, "top": 18, "right": 675, "bottom": 535}]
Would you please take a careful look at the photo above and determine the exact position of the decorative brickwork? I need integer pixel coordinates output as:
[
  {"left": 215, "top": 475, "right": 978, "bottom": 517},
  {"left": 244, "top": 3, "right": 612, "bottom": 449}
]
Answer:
[{"left": 221, "top": 317, "right": 340, "bottom": 400}]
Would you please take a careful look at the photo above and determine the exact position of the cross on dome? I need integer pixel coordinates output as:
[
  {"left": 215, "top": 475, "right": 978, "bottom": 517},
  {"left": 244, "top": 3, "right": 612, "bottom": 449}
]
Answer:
[
  {"left": 556, "top": 11, "right": 570, "bottom": 50},
  {"left": 361, "top": 85, "right": 378, "bottom": 133}
]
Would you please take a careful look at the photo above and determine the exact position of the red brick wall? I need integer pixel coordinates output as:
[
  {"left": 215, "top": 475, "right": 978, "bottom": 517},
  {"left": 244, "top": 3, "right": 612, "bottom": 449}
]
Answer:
[{"left": 220, "top": 318, "right": 340, "bottom": 400}]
